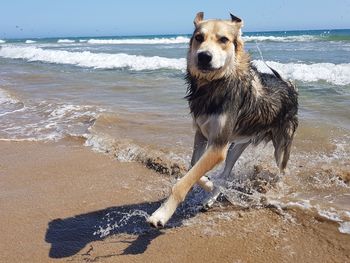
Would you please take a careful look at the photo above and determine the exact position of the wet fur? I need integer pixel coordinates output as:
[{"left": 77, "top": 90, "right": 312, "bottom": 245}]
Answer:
[
  {"left": 148, "top": 13, "right": 298, "bottom": 228},
  {"left": 186, "top": 16, "right": 298, "bottom": 171},
  {"left": 186, "top": 65, "right": 298, "bottom": 170}
]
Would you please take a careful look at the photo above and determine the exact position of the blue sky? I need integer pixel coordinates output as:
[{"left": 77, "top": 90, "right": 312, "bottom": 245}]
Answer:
[{"left": 1, "top": 0, "right": 350, "bottom": 38}]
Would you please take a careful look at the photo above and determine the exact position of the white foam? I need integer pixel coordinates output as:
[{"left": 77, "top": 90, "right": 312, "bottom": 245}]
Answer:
[
  {"left": 57, "top": 39, "right": 75, "bottom": 43},
  {"left": 93, "top": 209, "right": 150, "bottom": 238},
  {"left": 268, "top": 197, "right": 350, "bottom": 235},
  {"left": 1, "top": 46, "right": 349, "bottom": 85},
  {"left": 0, "top": 39, "right": 6, "bottom": 44},
  {"left": 0, "top": 106, "right": 26, "bottom": 117},
  {"left": 48, "top": 104, "right": 95, "bottom": 118},
  {"left": 0, "top": 88, "right": 18, "bottom": 104},
  {"left": 346, "top": 211, "right": 350, "bottom": 218},
  {"left": 0, "top": 101, "right": 102, "bottom": 142},
  {"left": 243, "top": 35, "right": 318, "bottom": 42},
  {"left": 318, "top": 209, "right": 343, "bottom": 222},
  {"left": 339, "top": 222, "right": 350, "bottom": 234},
  {"left": 254, "top": 60, "right": 350, "bottom": 85},
  {"left": 84, "top": 133, "right": 145, "bottom": 162},
  {"left": 83, "top": 35, "right": 316, "bottom": 44},
  {"left": 25, "top": 40, "right": 36, "bottom": 44},
  {"left": 84, "top": 134, "right": 112, "bottom": 153},
  {"left": 87, "top": 36, "right": 190, "bottom": 45},
  {"left": 285, "top": 200, "right": 312, "bottom": 210},
  {"left": 0, "top": 46, "right": 186, "bottom": 71}
]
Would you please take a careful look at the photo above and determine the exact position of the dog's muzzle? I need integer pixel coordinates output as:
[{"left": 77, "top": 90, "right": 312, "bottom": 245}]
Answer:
[{"left": 197, "top": 51, "right": 213, "bottom": 70}]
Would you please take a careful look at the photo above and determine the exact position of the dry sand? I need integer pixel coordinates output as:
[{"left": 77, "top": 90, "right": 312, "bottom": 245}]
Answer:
[{"left": 0, "top": 140, "right": 349, "bottom": 263}]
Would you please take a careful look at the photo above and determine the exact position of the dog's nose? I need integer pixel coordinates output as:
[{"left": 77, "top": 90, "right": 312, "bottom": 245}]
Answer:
[{"left": 197, "top": 51, "right": 212, "bottom": 66}]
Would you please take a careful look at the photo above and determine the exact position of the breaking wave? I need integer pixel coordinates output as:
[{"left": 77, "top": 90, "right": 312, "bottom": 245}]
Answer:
[
  {"left": 253, "top": 60, "right": 350, "bottom": 86},
  {"left": 1, "top": 46, "right": 350, "bottom": 85},
  {"left": 243, "top": 35, "right": 318, "bottom": 42},
  {"left": 0, "top": 46, "right": 186, "bottom": 71},
  {"left": 25, "top": 40, "right": 36, "bottom": 44},
  {"left": 87, "top": 36, "right": 190, "bottom": 45},
  {"left": 80, "top": 34, "right": 343, "bottom": 45},
  {"left": 83, "top": 35, "right": 318, "bottom": 45},
  {"left": 0, "top": 39, "right": 6, "bottom": 44},
  {"left": 81, "top": 34, "right": 344, "bottom": 44},
  {"left": 57, "top": 39, "right": 75, "bottom": 43}
]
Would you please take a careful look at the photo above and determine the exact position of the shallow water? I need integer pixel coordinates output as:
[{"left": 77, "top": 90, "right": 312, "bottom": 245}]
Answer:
[{"left": 0, "top": 29, "right": 349, "bottom": 232}]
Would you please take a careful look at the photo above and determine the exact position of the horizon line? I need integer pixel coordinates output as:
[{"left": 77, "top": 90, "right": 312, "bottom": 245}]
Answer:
[{"left": 1, "top": 28, "right": 349, "bottom": 40}]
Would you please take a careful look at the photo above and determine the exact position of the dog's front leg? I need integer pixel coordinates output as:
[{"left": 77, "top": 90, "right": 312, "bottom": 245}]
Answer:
[
  {"left": 148, "top": 145, "right": 228, "bottom": 228},
  {"left": 202, "top": 141, "right": 251, "bottom": 209},
  {"left": 190, "top": 130, "right": 214, "bottom": 192}
]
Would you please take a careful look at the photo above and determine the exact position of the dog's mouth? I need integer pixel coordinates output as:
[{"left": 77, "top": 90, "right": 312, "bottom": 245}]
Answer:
[{"left": 197, "top": 65, "right": 221, "bottom": 73}]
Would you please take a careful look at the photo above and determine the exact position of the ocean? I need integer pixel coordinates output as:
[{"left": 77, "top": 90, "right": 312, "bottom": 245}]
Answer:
[{"left": 0, "top": 29, "right": 349, "bottom": 233}]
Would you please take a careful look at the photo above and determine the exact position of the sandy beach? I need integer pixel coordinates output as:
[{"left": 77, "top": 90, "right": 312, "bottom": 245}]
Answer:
[
  {"left": 0, "top": 140, "right": 349, "bottom": 263},
  {"left": 1, "top": 2, "right": 350, "bottom": 262}
]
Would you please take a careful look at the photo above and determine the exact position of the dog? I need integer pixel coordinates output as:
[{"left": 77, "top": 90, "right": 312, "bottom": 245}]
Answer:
[{"left": 148, "top": 12, "right": 298, "bottom": 228}]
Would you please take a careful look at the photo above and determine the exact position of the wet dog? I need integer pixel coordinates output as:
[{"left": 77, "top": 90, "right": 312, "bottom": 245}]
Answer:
[{"left": 148, "top": 12, "right": 298, "bottom": 228}]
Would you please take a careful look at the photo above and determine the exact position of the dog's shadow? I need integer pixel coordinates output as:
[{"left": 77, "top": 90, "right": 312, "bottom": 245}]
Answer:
[{"left": 45, "top": 188, "right": 208, "bottom": 259}]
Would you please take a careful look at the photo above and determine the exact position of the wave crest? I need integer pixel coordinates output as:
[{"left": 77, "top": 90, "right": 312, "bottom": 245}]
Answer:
[
  {"left": 0, "top": 46, "right": 186, "bottom": 71},
  {"left": 87, "top": 36, "right": 190, "bottom": 45},
  {"left": 57, "top": 39, "right": 75, "bottom": 43},
  {"left": 243, "top": 35, "right": 318, "bottom": 42},
  {"left": 253, "top": 60, "right": 350, "bottom": 86},
  {"left": 1, "top": 46, "right": 350, "bottom": 85}
]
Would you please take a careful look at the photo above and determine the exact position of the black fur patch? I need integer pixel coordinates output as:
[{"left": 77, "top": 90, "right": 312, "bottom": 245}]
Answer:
[{"left": 185, "top": 64, "right": 298, "bottom": 165}]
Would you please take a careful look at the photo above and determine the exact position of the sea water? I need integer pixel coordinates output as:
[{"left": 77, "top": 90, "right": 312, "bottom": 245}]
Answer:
[{"left": 0, "top": 29, "right": 349, "bottom": 232}]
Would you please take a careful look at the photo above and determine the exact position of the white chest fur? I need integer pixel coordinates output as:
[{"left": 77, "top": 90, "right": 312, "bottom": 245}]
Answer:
[
  {"left": 194, "top": 114, "right": 227, "bottom": 140},
  {"left": 194, "top": 113, "right": 251, "bottom": 145}
]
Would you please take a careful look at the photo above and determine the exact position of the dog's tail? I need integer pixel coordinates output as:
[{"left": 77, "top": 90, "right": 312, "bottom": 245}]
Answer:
[
  {"left": 265, "top": 64, "right": 283, "bottom": 80},
  {"left": 255, "top": 43, "right": 283, "bottom": 79},
  {"left": 256, "top": 43, "right": 297, "bottom": 91},
  {"left": 267, "top": 64, "right": 297, "bottom": 91}
]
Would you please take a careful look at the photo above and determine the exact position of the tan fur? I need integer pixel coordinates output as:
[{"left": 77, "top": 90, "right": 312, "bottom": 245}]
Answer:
[
  {"left": 195, "top": 114, "right": 228, "bottom": 142},
  {"left": 187, "top": 14, "right": 250, "bottom": 82},
  {"left": 197, "top": 175, "right": 214, "bottom": 192},
  {"left": 194, "top": 12, "right": 204, "bottom": 27},
  {"left": 148, "top": 12, "right": 298, "bottom": 228},
  {"left": 251, "top": 70, "right": 265, "bottom": 97},
  {"left": 148, "top": 145, "right": 228, "bottom": 227},
  {"left": 148, "top": 13, "right": 247, "bottom": 227},
  {"left": 172, "top": 145, "right": 227, "bottom": 202}
]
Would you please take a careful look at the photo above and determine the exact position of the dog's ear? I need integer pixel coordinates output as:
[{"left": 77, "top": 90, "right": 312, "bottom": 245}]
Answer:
[
  {"left": 194, "top": 12, "right": 204, "bottom": 27},
  {"left": 230, "top": 13, "right": 241, "bottom": 23},
  {"left": 230, "top": 13, "right": 243, "bottom": 27}
]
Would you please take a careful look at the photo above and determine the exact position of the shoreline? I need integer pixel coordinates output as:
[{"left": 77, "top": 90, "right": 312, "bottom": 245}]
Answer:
[{"left": 1, "top": 140, "right": 350, "bottom": 262}]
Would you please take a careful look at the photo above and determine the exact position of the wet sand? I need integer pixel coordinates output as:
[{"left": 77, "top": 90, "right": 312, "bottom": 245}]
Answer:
[{"left": 0, "top": 140, "right": 349, "bottom": 263}]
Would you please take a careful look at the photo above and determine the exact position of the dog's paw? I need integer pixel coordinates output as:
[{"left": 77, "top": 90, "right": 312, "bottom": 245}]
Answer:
[
  {"left": 147, "top": 196, "right": 178, "bottom": 228},
  {"left": 198, "top": 176, "right": 214, "bottom": 192},
  {"left": 147, "top": 210, "right": 168, "bottom": 228},
  {"left": 202, "top": 180, "right": 214, "bottom": 192},
  {"left": 147, "top": 215, "right": 166, "bottom": 228}
]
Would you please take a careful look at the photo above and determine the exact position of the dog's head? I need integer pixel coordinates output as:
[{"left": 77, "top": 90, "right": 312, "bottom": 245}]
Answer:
[{"left": 187, "top": 12, "right": 246, "bottom": 80}]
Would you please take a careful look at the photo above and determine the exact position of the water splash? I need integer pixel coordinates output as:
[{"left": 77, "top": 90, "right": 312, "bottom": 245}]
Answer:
[{"left": 94, "top": 209, "right": 150, "bottom": 238}]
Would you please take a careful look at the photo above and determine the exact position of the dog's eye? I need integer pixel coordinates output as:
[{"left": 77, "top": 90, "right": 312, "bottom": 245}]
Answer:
[
  {"left": 195, "top": 34, "right": 204, "bottom": 43},
  {"left": 219, "top": 36, "right": 229, "bottom": 44}
]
